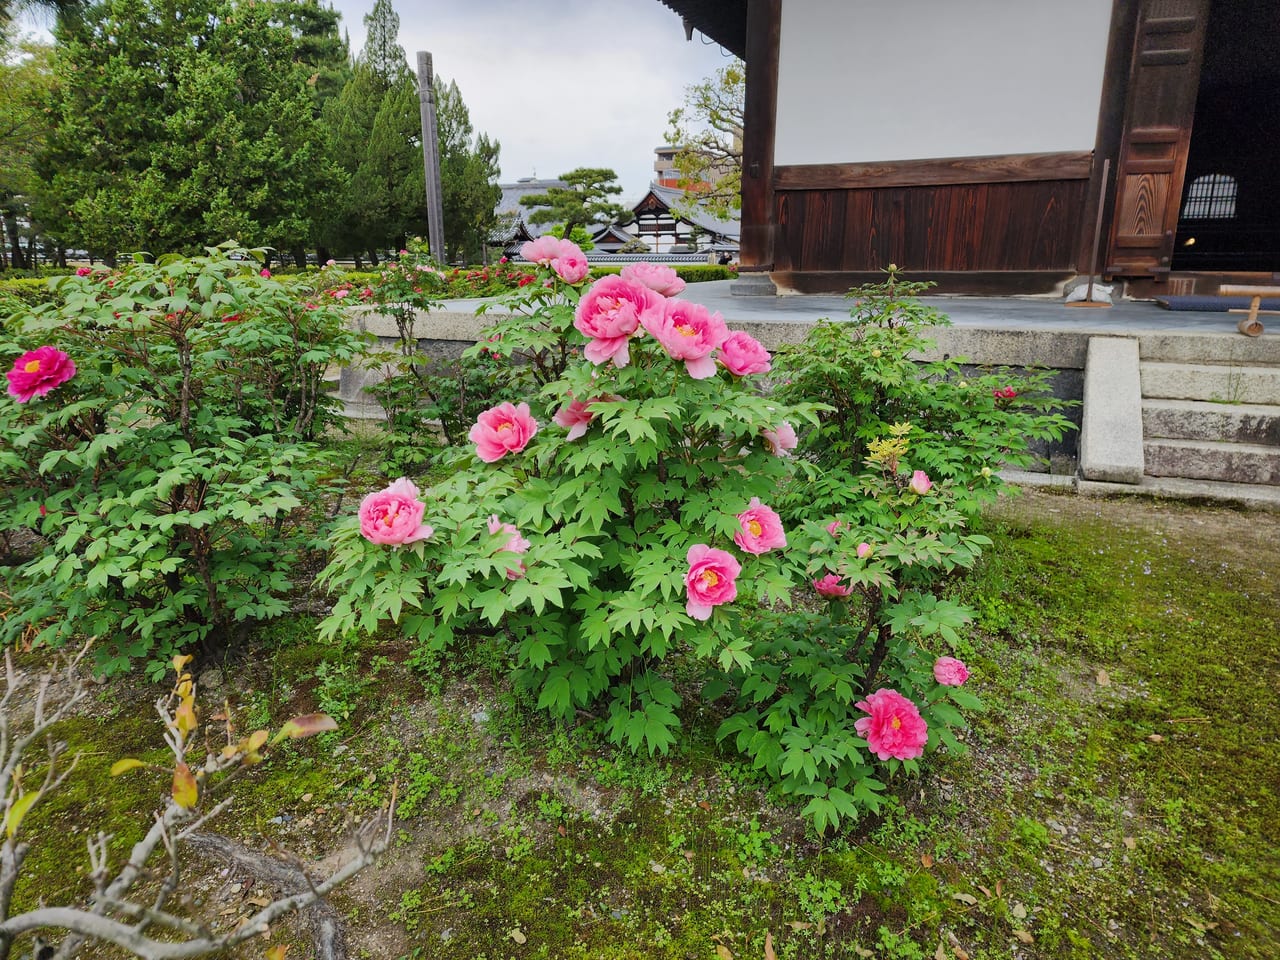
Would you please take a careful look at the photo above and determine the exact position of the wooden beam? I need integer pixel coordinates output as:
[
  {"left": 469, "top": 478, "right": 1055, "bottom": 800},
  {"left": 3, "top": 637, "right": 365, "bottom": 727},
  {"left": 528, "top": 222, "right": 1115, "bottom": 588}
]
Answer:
[{"left": 773, "top": 151, "right": 1093, "bottom": 191}]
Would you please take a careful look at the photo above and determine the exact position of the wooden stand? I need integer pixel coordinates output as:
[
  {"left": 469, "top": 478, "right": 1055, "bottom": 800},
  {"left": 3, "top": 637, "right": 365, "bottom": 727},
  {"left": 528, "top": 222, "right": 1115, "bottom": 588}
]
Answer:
[{"left": 1220, "top": 284, "right": 1279, "bottom": 337}]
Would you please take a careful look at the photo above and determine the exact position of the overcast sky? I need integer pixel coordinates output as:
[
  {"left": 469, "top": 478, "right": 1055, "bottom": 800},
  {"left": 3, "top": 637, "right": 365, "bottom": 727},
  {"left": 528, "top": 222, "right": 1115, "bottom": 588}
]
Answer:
[{"left": 328, "top": 0, "right": 737, "bottom": 202}]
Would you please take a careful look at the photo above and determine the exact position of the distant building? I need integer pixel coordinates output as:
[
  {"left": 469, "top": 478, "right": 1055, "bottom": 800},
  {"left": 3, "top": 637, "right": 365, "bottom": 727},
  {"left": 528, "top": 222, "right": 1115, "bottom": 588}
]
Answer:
[
  {"left": 630, "top": 182, "right": 739, "bottom": 254},
  {"left": 489, "top": 177, "right": 567, "bottom": 257}
]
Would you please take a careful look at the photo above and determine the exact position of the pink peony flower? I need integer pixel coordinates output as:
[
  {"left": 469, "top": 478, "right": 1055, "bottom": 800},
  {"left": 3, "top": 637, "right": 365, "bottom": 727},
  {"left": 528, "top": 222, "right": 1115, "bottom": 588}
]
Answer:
[
  {"left": 812, "top": 574, "right": 853, "bottom": 598},
  {"left": 6, "top": 346, "right": 77, "bottom": 403},
  {"left": 718, "top": 331, "right": 772, "bottom": 376},
  {"left": 469, "top": 402, "right": 538, "bottom": 462},
  {"left": 854, "top": 689, "right": 929, "bottom": 761},
  {"left": 75, "top": 266, "right": 92, "bottom": 277},
  {"left": 642, "top": 299, "right": 729, "bottom": 379},
  {"left": 733, "top": 497, "right": 787, "bottom": 554},
  {"left": 488, "top": 514, "right": 531, "bottom": 580},
  {"left": 521, "top": 235, "right": 573, "bottom": 265},
  {"left": 761, "top": 421, "right": 798, "bottom": 457},
  {"left": 825, "top": 520, "right": 844, "bottom": 537},
  {"left": 358, "top": 477, "right": 434, "bottom": 546},
  {"left": 552, "top": 394, "right": 605, "bottom": 441},
  {"left": 933, "top": 656, "right": 970, "bottom": 686},
  {"left": 619, "top": 262, "right": 685, "bottom": 296},
  {"left": 856, "top": 541, "right": 873, "bottom": 559},
  {"left": 684, "top": 544, "right": 741, "bottom": 621},
  {"left": 909, "top": 470, "right": 932, "bottom": 496},
  {"left": 573, "top": 275, "right": 664, "bottom": 369},
  {"left": 259, "top": 268, "right": 271, "bottom": 278},
  {"left": 993, "top": 386, "right": 1017, "bottom": 400},
  {"left": 331, "top": 288, "right": 349, "bottom": 299},
  {"left": 551, "top": 243, "right": 590, "bottom": 284}
]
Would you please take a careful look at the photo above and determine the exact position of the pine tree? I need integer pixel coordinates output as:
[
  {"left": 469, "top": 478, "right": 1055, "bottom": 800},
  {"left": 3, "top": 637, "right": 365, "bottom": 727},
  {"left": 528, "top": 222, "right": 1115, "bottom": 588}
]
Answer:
[{"left": 520, "top": 168, "right": 626, "bottom": 236}]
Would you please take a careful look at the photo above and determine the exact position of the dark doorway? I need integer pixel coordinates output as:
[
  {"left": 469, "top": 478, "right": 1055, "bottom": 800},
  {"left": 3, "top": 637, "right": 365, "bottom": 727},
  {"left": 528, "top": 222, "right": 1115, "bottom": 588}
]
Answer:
[{"left": 1172, "top": 0, "right": 1280, "bottom": 271}]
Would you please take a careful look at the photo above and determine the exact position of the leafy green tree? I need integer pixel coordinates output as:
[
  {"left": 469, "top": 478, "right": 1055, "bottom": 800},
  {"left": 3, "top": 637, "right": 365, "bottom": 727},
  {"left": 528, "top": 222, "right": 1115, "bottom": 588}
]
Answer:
[
  {"left": 38, "top": 0, "right": 340, "bottom": 262},
  {"left": 0, "top": 37, "right": 55, "bottom": 269},
  {"left": 519, "top": 167, "right": 625, "bottom": 236},
  {"left": 271, "top": 0, "right": 351, "bottom": 109},
  {"left": 321, "top": 0, "right": 422, "bottom": 262},
  {"left": 436, "top": 78, "right": 500, "bottom": 264},
  {"left": 665, "top": 59, "right": 744, "bottom": 219}
]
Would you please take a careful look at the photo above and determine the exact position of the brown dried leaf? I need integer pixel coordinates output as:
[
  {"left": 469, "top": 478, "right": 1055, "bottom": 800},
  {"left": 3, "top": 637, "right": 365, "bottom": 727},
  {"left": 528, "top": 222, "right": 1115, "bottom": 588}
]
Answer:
[
  {"left": 765, "top": 930, "right": 777, "bottom": 960},
  {"left": 786, "top": 921, "right": 812, "bottom": 932},
  {"left": 1012, "top": 930, "right": 1034, "bottom": 944},
  {"left": 921, "top": 853, "right": 935, "bottom": 868},
  {"left": 715, "top": 945, "right": 733, "bottom": 960},
  {"left": 1123, "top": 836, "right": 1137, "bottom": 850},
  {"left": 1148, "top": 733, "right": 1165, "bottom": 743},
  {"left": 935, "top": 943, "right": 947, "bottom": 960},
  {"left": 1096, "top": 669, "right": 1111, "bottom": 687},
  {"left": 509, "top": 928, "right": 527, "bottom": 944},
  {"left": 977, "top": 885, "right": 992, "bottom": 899},
  {"left": 952, "top": 892, "right": 979, "bottom": 906},
  {"left": 698, "top": 800, "right": 712, "bottom": 811}
]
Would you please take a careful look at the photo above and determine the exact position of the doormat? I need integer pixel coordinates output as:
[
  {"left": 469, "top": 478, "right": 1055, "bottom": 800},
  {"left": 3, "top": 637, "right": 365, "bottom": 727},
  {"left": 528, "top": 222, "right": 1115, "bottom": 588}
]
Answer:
[{"left": 1157, "top": 295, "right": 1280, "bottom": 312}]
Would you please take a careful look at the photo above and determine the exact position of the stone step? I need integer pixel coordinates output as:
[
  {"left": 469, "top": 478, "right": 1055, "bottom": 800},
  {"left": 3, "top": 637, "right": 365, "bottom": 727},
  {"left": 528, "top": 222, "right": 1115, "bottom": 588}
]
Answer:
[
  {"left": 1141, "top": 361, "right": 1280, "bottom": 405},
  {"left": 1142, "top": 398, "right": 1280, "bottom": 445},
  {"left": 1144, "top": 438, "right": 1280, "bottom": 485},
  {"left": 1137, "top": 332, "right": 1280, "bottom": 365}
]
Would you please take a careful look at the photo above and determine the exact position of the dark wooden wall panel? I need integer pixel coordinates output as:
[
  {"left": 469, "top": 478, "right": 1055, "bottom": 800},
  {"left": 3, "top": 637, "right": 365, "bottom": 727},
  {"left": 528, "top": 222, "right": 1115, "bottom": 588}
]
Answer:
[{"left": 773, "top": 180, "right": 1088, "bottom": 273}]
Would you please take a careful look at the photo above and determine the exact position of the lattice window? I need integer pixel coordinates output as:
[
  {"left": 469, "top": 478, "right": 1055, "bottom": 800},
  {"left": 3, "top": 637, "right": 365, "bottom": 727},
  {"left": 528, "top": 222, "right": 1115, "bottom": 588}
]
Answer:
[{"left": 1181, "top": 174, "right": 1237, "bottom": 219}]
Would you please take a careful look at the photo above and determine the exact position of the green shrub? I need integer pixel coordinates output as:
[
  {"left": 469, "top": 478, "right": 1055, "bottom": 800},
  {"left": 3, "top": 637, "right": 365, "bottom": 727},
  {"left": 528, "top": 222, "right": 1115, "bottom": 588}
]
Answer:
[
  {"left": 0, "top": 277, "right": 59, "bottom": 311},
  {"left": 319, "top": 254, "right": 997, "bottom": 832},
  {"left": 0, "top": 246, "right": 370, "bottom": 677},
  {"left": 770, "top": 266, "right": 1075, "bottom": 519}
]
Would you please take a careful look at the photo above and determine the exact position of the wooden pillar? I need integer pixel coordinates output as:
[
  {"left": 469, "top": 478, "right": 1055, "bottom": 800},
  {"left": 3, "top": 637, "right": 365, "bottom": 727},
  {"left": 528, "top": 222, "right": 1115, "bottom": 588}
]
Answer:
[
  {"left": 733, "top": 0, "right": 781, "bottom": 292},
  {"left": 416, "top": 52, "right": 446, "bottom": 264}
]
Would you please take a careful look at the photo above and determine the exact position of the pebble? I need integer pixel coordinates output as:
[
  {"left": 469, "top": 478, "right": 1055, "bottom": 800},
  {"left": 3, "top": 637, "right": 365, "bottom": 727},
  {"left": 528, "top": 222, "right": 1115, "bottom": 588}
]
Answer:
[
  {"left": 472, "top": 709, "right": 489, "bottom": 724},
  {"left": 440, "top": 927, "right": 454, "bottom": 942}
]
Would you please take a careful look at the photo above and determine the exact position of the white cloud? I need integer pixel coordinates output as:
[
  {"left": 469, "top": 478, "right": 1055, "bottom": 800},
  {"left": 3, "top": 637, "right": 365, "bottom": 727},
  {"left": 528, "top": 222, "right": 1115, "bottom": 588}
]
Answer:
[{"left": 332, "top": 0, "right": 737, "bottom": 203}]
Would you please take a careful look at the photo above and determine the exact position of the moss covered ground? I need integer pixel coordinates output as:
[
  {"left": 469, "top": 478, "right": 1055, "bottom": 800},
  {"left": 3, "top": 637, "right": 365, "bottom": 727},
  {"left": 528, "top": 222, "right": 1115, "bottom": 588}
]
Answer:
[{"left": 6, "top": 487, "right": 1278, "bottom": 959}]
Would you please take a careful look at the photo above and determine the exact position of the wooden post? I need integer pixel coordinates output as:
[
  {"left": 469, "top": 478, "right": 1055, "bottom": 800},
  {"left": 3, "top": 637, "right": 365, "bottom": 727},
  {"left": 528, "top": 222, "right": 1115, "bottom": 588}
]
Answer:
[{"left": 416, "top": 51, "right": 446, "bottom": 264}]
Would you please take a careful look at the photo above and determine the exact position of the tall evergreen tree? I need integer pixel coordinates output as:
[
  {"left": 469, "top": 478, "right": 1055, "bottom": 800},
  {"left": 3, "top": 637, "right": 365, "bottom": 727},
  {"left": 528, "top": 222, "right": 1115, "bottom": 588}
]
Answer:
[
  {"left": 39, "top": 0, "right": 340, "bottom": 261},
  {"left": 435, "top": 78, "right": 500, "bottom": 264}
]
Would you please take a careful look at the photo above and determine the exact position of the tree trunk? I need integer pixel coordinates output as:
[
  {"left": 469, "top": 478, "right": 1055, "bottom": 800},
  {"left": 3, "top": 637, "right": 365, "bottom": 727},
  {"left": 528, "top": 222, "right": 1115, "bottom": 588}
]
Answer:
[
  {"left": 366, "top": 248, "right": 379, "bottom": 267},
  {"left": 317, "top": 245, "right": 332, "bottom": 265},
  {"left": 2, "top": 207, "right": 27, "bottom": 271},
  {"left": 291, "top": 246, "right": 308, "bottom": 269}
]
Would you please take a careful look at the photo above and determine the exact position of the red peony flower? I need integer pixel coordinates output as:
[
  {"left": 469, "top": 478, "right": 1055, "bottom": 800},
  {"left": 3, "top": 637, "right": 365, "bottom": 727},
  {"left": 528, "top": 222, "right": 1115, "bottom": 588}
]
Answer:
[{"left": 6, "top": 346, "right": 77, "bottom": 403}]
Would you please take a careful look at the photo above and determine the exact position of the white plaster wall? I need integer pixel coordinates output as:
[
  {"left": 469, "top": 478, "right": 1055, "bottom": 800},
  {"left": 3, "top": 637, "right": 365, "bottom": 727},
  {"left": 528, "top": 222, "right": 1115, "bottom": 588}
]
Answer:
[{"left": 774, "top": 0, "right": 1114, "bottom": 165}]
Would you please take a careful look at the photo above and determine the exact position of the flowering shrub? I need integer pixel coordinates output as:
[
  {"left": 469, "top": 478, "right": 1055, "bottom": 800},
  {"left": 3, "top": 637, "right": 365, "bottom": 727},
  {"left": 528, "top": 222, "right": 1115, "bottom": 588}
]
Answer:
[
  {"left": 770, "top": 265, "right": 1075, "bottom": 519},
  {"left": 0, "top": 246, "right": 368, "bottom": 676},
  {"left": 316, "top": 246, "right": 1011, "bottom": 832}
]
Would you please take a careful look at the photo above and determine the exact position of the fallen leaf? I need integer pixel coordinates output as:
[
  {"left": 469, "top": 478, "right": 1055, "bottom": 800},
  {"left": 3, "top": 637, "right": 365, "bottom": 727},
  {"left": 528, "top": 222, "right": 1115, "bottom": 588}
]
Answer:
[
  {"left": 764, "top": 930, "right": 777, "bottom": 960},
  {"left": 715, "top": 945, "right": 733, "bottom": 960},
  {"left": 1012, "top": 930, "right": 1034, "bottom": 944},
  {"left": 1011, "top": 903, "right": 1028, "bottom": 920},
  {"left": 697, "top": 800, "right": 712, "bottom": 811},
  {"left": 264, "top": 946, "right": 288, "bottom": 960},
  {"left": 952, "top": 892, "right": 979, "bottom": 906},
  {"left": 300, "top": 793, "right": 313, "bottom": 804},
  {"left": 996, "top": 879, "right": 1004, "bottom": 898},
  {"left": 110, "top": 757, "right": 147, "bottom": 777},
  {"left": 508, "top": 928, "right": 527, "bottom": 944},
  {"left": 1096, "top": 669, "right": 1111, "bottom": 686},
  {"left": 683, "top": 850, "right": 695, "bottom": 861},
  {"left": 920, "top": 853, "right": 935, "bottom": 868},
  {"left": 556, "top": 824, "right": 567, "bottom": 837},
  {"left": 246, "top": 895, "right": 271, "bottom": 908},
  {"left": 953, "top": 949, "right": 971, "bottom": 960},
  {"left": 935, "top": 942, "right": 947, "bottom": 960},
  {"left": 977, "top": 885, "right": 992, "bottom": 899},
  {"left": 649, "top": 860, "right": 666, "bottom": 874},
  {"left": 1123, "top": 836, "right": 1137, "bottom": 850},
  {"left": 1148, "top": 733, "right": 1165, "bottom": 743},
  {"left": 853, "top": 948, "right": 873, "bottom": 959},
  {"left": 786, "top": 921, "right": 812, "bottom": 932},
  {"left": 271, "top": 713, "right": 338, "bottom": 744}
]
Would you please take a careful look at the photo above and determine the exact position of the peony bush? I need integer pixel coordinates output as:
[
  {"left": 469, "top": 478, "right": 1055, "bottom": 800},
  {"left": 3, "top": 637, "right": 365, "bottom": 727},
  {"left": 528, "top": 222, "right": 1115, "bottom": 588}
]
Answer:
[
  {"left": 0, "top": 245, "right": 368, "bottom": 677},
  {"left": 318, "top": 248, "right": 1009, "bottom": 832}
]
